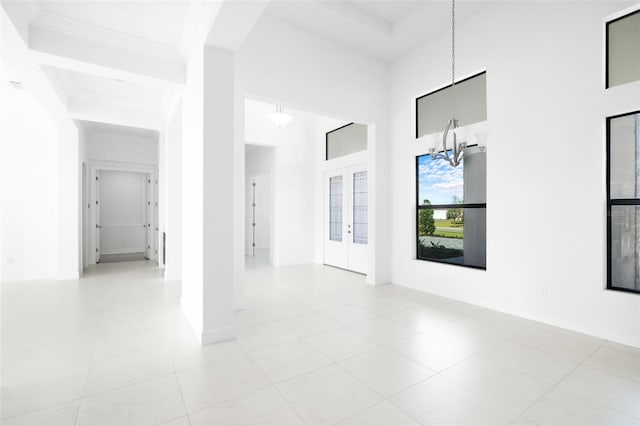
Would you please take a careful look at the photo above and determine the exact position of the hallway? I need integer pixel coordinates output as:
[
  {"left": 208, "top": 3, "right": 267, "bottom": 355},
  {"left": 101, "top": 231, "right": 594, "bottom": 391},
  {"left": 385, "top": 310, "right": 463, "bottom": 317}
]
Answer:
[{"left": 2, "top": 261, "right": 639, "bottom": 425}]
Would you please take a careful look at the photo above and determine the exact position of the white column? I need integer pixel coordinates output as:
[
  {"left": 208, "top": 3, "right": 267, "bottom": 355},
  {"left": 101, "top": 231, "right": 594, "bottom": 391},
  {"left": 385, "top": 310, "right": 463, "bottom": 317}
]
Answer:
[{"left": 181, "top": 45, "right": 236, "bottom": 344}]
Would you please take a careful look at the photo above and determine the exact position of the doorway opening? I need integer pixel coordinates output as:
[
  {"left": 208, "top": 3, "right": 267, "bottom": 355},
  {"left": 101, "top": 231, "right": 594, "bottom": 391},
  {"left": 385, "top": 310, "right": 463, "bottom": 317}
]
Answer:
[
  {"left": 245, "top": 144, "right": 274, "bottom": 266},
  {"left": 242, "top": 98, "right": 371, "bottom": 278},
  {"left": 92, "top": 169, "right": 157, "bottom": 264}
]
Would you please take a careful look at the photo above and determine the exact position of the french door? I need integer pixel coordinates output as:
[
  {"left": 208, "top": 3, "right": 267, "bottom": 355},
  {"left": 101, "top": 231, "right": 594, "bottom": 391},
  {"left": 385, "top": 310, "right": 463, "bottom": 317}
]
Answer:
[{"left": 324, "top": 165, "right": 368, "bottom": 274}]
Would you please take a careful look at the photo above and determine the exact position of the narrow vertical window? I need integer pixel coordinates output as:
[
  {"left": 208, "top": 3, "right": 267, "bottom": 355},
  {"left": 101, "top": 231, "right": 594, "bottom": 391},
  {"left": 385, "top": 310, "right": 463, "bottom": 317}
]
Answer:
[
  {"left": 329, "top": 176, "right": 343, "bottom": 241},
  {"left": 353, "top": 171, "right": 368, "bottom": 244},
  {"left": 607, "top": 110, "right": 640, "bottom": 292}
]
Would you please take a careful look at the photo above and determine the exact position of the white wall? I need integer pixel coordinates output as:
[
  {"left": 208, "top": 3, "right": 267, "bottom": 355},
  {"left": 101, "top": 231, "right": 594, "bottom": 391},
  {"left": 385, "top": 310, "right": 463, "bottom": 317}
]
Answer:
[
  {"left": 98, "top": 170, "right": 147, "bottom": 255},
  {"left": 390, "top": 1, "right": 640, "bottom": 346},
  {"left": 79, "top": 127, "right": 89, "bottom": 272},
  {"left": 2, "top": 4, "right": 81, "bottom": 281},
  {"left": 164, "top": 101, "right": 182, "bottom": 280},
  {"left": 0, "top": 83, "right": 58, "bottom": 281},
  {"left": 237, "top": 15, "right": 391, "bottom": 283},
  {"left": 271, "top": 116, "right": 317, "bottom": 266},
  {"left": 244, "top": 100, "right": 318, "bottom": 266},
  {"left": 88, "top": 132, "right": 158, "bottom": 165}
]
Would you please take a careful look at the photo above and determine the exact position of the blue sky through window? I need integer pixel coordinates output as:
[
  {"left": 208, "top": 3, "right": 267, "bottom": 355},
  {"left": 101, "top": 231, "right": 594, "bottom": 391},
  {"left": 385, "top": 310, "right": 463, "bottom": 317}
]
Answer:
[{"left": 417, "top": 153, "right": 464, "bottom": 205}]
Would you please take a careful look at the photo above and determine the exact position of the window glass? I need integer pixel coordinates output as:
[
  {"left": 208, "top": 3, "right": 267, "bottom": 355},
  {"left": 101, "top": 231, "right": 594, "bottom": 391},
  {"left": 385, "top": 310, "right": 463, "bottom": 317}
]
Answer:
[
  {"left": 416, "top": 148, "right": 487, "bottom": 269},
  {"left": 607, "top": 10, "right": 640, "bottom": 88},
  {"left": 353, "top": 171, "right": 368, "bottom": 244},
  {"left": 608, "top": 111, "right": 640, "bottom": 292},
  {"left": 610, "top": 205, "right": 640, "bottom": 290},
  {"left": 329, "top": 176, "right": 343, "bottom": 241},
  {"left": 326, "top": 123, "right": 367, "bottom": 160},
  {"left": 417, "top": 72, "right": 487, "bottom": 137},
  {"left": 609, "top": 113, "right": 640, "bottom": 199}
]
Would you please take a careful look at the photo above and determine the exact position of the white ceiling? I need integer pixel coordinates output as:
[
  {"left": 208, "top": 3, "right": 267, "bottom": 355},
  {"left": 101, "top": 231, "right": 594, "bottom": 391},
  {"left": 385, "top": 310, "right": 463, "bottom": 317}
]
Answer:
[
  {"left": 76, "top": 120, "right": 158, "bottom": 139},
  {"left": 43, "top": 66, "right": 170, "bottom": 106},
  {"left": 265, "top": 1, "right": 493, "bottom": 61},
  {"left": 6, "top": 0, "right": 493, "bottom": 138},
  {"left": 343, "top": 1, "right": 425, "bottom": 25},
  {"left": 31, "top": 1, "right": 190, "bottom": 60}
]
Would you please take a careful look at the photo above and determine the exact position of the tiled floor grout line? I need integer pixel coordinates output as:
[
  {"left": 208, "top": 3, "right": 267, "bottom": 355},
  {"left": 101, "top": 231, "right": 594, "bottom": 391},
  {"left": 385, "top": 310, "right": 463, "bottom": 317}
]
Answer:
[
  {"left": 385, "top": 397, "right": 427, "bottom": 425},
  {"left": 0, "top": 397, "right": 82, "bottom": 424},
  {"left": 76, "top": 371, "right": 177, "bottom": 401},
  {"left": 380, "top": 332, "right": 543, "bottom": 423},
  {"left": 580, "top": 356, "right": 640, "bottom": 385},
  {"left": 330, "top": 398, "right": 390, "bottom": 425},
  {"left": 180, "top": 381, "right": 275, "bottom": 420},
  {"left": 173, "top": 371, "right": 193, "bottom": 426},
  {"left": 510, "top": 338, "right": 609, "bottom": 424},
  {"left": 73, "top": 363, "right": 93, "bottom": 426},
  {"left": 271, "top": 379, "right": 309, "bottom": 425},
  {"left": 173, "top": 334, "right": 320, "bottom": 422}
]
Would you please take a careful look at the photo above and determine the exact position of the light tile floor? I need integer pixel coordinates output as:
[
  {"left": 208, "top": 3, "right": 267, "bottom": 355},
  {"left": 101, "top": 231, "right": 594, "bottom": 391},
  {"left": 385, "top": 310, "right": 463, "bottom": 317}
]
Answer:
[{"left": 2, "top": 260, "right": 639, "bottom": 425}]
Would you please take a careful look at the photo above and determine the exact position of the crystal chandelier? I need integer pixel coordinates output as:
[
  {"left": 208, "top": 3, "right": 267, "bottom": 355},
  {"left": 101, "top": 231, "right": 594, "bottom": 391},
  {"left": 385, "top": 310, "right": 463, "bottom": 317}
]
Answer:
[{"left": 429, "top": 0, "right": 465, "bottom": 167}]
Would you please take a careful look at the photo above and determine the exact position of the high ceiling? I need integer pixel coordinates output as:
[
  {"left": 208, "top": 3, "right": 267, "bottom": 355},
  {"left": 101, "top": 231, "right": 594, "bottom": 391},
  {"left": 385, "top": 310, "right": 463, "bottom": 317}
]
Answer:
[
  {"left": 264, "top": 0, "right": 491, "bottom": 60},
  {"left": 34, "top": 1, "right": 190, "bottom": 51},
  {"left": 3, "top": 0, "right": 492, "bottom": 136}
]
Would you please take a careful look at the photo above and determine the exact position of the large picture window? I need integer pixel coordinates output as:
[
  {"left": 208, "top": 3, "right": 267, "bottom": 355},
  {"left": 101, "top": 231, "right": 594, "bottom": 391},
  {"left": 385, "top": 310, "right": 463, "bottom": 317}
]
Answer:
[
  {"left": 607, "top": 110, "right": 640, "bottom": 293},
  {"left": 416, "top": 148, "right": 486, "bottom": 269}
]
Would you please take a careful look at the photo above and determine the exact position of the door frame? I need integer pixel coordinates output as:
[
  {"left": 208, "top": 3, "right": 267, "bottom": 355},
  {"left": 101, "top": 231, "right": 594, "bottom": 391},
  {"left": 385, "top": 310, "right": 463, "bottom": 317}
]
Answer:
[{"left": 88, "top": 160, "right": 158, "bottom": 266}]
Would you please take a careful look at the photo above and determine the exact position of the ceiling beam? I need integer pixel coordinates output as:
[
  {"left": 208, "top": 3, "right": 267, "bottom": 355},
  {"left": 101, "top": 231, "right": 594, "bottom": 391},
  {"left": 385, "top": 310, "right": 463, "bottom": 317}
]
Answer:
[
  {"left": 205, "top": 0, "right": 269, "bottom": 51},
  {"left": 67, "top": 97, "right": 166, "bottom": 131},
  {"left": 30, "top": 25, "right": 185, "bottom": 89}
]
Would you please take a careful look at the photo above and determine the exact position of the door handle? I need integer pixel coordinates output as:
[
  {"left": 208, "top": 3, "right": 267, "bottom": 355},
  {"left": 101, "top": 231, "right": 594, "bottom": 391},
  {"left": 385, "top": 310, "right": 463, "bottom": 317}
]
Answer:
[{"left": 96, "top": 224, "right": 102, "bottom": 229}]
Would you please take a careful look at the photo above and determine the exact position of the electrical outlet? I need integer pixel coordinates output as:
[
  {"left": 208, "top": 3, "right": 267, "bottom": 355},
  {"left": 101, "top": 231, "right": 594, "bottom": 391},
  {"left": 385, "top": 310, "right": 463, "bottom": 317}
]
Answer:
[
  {"left": 6, "top": 257, "right": 13, "bottom": 265},
  {"left": 540, "top": 285, "right": 548, "bottom": 295}
]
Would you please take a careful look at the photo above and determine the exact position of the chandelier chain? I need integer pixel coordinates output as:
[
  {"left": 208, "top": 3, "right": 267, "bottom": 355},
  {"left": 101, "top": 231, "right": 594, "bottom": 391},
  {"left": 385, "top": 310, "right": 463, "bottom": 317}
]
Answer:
[{"left": 451, "top": 0, "right": 456, "bottom": 116}]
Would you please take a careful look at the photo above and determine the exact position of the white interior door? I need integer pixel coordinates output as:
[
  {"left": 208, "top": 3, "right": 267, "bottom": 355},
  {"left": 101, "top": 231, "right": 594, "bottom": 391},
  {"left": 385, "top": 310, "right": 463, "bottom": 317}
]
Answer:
[
  {"left": 95, "top": 171, "right": 101, "bottom": 263},
  {"left": 324, "top": 165, "right": 368, "bottom": 274},
  {"left": 145, "top": 175, "right": 152, "bottom": 259}
]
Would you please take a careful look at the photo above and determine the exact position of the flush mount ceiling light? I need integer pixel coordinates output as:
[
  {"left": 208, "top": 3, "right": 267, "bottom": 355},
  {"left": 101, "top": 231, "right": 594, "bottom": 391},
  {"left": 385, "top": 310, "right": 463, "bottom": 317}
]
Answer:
[
  {"left": 429, "top": 0, "right": 465, "bottom": 167},
  {"left": 269, "top": 105, "right": 292, "bottom": 127}
]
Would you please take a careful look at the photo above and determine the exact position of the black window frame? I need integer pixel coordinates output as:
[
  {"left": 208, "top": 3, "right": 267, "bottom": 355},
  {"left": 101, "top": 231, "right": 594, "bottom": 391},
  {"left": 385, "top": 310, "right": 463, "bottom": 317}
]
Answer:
[
  {"left": 605, "top": 9, "right": 640, "bottom": 89},
  {"left": 414, "top": 151, "right": 487, "bottom": 270},
  {"left": 606, "top": 109, "right": 640, "bottom": 294},
  {"left": 325, "top": 122, "right": 355, "bottom": 161}
]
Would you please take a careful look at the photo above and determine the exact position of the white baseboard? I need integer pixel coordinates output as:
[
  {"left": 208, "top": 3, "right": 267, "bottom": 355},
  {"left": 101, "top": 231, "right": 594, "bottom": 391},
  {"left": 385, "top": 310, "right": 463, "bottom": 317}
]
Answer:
[
  {"left": 201, "top": 325, "right": 236, "bottom": 345},
  {"left": 100, "top": 248, "right": 146, "bottom": 255}
]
